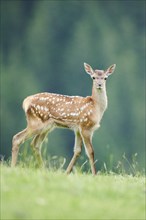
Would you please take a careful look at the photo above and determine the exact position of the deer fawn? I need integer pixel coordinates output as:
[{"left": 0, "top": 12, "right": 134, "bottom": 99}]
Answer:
[{"left": 11, "top": 63, "right": 116, "bottom": 174}]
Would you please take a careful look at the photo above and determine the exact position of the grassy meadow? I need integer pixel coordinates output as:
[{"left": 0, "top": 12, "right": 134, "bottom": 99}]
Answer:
[{"left": 1, "top": 164, "right": 145, "bottom": 220}]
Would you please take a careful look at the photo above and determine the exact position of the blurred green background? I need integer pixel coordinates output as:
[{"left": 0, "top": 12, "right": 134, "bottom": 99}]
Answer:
[{"left": 1, "top": 0, "right": 145, "bottom": 171}]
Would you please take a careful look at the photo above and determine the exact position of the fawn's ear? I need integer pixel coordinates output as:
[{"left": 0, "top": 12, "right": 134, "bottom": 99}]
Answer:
[
  {"left": 106, "top": 64, "right": 116, "bottom": 76},
  {"left": 84, "top": 63, "right": 94, "bottom": 76}
]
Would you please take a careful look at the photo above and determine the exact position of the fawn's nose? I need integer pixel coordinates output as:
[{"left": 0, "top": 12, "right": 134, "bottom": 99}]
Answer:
[{"left": 98, "top": 84, "right": 101, "bottom": 87}]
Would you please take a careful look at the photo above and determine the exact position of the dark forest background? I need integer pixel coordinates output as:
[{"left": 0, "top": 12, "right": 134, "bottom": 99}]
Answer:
[{"left": 1, "top": 0, "right": 145, "bottom": 172}]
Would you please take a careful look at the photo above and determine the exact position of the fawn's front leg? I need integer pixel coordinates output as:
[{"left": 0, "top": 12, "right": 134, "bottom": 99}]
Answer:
[{"left": 81, "top": 130, "right": 96, "bottom": 175}]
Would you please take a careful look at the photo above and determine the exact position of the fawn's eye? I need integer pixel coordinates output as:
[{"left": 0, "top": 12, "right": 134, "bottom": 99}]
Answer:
[
  {"left": 92, "top": 77, "right": 95, "bottom": 80},
  {"left": 104, "top": 77, "right": 107, "bottom": 80}
]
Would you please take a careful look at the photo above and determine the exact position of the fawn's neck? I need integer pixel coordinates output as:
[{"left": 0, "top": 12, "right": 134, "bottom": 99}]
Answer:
[{"left": 91, "top": 84, "right": 108, "bottom": 114}]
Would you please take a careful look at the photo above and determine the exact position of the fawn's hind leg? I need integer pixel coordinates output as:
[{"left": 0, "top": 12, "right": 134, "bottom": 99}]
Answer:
[
  {"left": 11, "top": 128, "right": 31, "bottom": 167},
  {"left": 30, "top": 132, "right": 48, "bottom": 167},
  {"left": 11, "top": 125, "right": 43, "bottom": 167}
]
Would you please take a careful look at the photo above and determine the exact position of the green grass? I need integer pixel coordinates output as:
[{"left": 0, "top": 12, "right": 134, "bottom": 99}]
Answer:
[{"left": 1, "top": 165, "right": 145, "bottom": 220}]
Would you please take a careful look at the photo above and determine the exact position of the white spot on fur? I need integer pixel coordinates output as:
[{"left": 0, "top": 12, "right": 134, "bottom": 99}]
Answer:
[
  {"left": 84, "top": 118, "right": 88, "bottom": 122},
  {"left": 61, "top": 112, "right": 66, "bottom": 116},
  {"left": 44, "top": 107, "right": 48, "bottom": 112},
  {"left": 44, "top": 115, "right": 48, "bottom": 120},
  {"left": 37, "top": 105, "right": 41, "bottom": 110},
  {"left": 39, "top": 97, "right": 46, "bottom": 101}
]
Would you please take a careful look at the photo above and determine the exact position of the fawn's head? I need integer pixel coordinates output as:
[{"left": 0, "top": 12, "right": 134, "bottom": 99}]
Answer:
[{"left": 84, "top": 63, "right": 116, "bottom": 90}]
